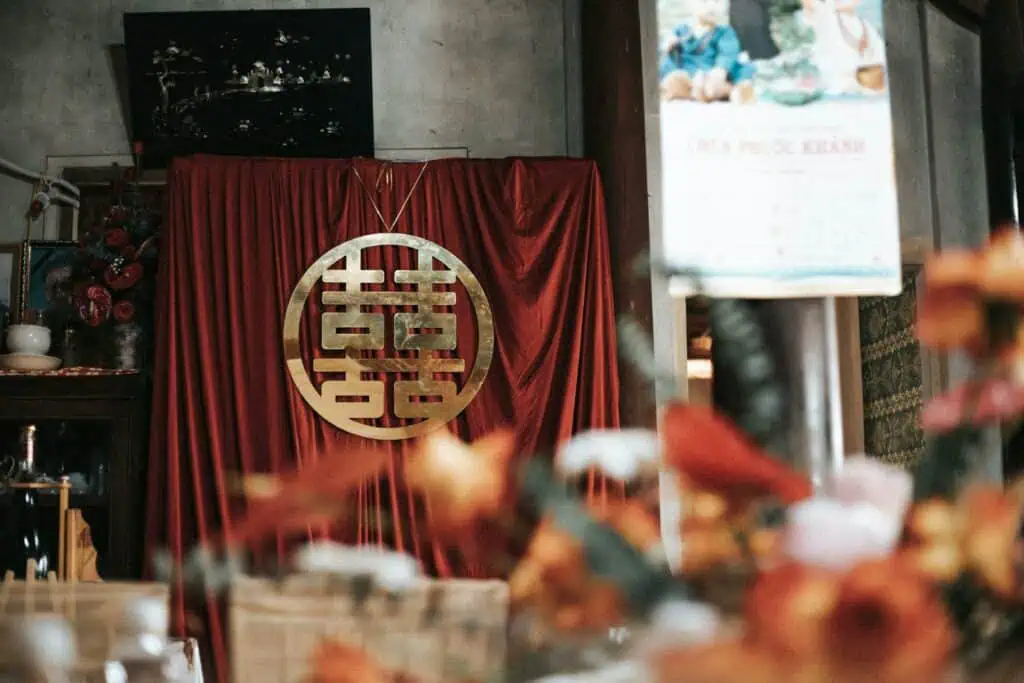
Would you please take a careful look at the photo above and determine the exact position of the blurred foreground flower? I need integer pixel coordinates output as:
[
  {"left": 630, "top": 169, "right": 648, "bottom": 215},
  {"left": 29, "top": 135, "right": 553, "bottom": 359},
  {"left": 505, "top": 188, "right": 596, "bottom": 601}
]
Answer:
[
  {"left": 556, "top": 429, "right": 661, "bottom": 481},
  {"left": 647, "top": 598, "right": 722, "bottom": 647},
  {"left": 650, "top": 639, "right": 782, "bottom": 683},
  {"left": 307, "top": 640, "right": 391, "bottom": 683},
  {"left": 293, "top": 542, "right": 421, "bottom": 591},
  {"left": 960, "top": 485, "right": 1024, "bottom": 602},
  {"left": 917, "top": 228, "right": 1024, "bottom": 354},
  {"left": 901, "top": 483, "right": 1024, "bottom": 600},
  {"left": 828, "top": 456, "right": 912, "bottom": 524},
  {"left": 678, "top": 491, "right": 743, "bottom": 577},
  {"left": 663, "top": 403, "right": 809, "bottom": 578},
  {"left": 404, "top": 429, "right": 517, "bottom": 536},
  {"left": 825, "top": 558, "right": 954, "bottom": 683},
  {"left": 526, "top": 661, "right": 652, "bottom": 683},
  {"left": 510, "top": 497, "right": 663, "bottom": 633},
  {"left": 730, "top": 559, "right": 953, "bottom": 683},
  {"left": 920, "top": 377, "right": 1024, "bottom": 432},
  {"left": 745, "top": 563, "right": 839, "bottom": 660},
  {"left": 661, "top": 403, "right": 812, "bottom": 511},
  {"left": 784, "top": 498, "right": 901, "bottom": 570},
  {"left": 899, "top": 499, "right": 964, "bottom": 584},
  {"left": 227, "top": 443, "right": 390, "bottom": 546},
  {"left": 778, "top": 457, "right": 913, "bottom": 571}
]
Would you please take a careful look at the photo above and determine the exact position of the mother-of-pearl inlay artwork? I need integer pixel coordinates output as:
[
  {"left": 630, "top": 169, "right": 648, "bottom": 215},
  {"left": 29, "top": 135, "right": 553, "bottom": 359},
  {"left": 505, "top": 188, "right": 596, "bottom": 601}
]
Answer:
[{"left": 123, "top": 9, "right": 374, "bottom": 168}]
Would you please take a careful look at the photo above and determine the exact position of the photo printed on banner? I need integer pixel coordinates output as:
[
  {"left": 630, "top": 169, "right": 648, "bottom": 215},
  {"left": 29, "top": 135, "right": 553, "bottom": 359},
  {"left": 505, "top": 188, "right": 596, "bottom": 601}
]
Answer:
[{"left": 656, "top": 0, "right": 900, "bottom": 298}]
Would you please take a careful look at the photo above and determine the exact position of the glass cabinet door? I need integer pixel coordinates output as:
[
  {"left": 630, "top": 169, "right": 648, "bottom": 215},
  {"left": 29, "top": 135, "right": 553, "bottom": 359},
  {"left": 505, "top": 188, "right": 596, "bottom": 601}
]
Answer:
[{"left": 0, "top": 419, "right": 115, "bottom": 579}]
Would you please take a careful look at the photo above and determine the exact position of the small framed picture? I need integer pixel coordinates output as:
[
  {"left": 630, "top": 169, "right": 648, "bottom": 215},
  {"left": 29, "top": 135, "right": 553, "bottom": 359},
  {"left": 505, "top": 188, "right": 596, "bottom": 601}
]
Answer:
[{"left": 18, "top": 240, "right": 79, "bottom": 321}]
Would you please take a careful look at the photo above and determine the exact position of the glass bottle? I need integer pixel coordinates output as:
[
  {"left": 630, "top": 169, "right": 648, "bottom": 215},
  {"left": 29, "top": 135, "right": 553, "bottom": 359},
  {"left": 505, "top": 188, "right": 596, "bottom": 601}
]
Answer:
[
  {"left": 60, "top": 327, "right": 79, "bottom": 369},
  {"left": 3, "top": 425, "right": 52, "bottom": 580},
  {"left": 15, "top": 424, "right": 38, "bottom": 482}
]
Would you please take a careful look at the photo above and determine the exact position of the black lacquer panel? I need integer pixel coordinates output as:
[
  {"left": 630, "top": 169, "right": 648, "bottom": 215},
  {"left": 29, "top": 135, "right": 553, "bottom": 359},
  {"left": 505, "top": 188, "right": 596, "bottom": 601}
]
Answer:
[{"left": 123, "top": 8, "right": 374, "bottom": 169}]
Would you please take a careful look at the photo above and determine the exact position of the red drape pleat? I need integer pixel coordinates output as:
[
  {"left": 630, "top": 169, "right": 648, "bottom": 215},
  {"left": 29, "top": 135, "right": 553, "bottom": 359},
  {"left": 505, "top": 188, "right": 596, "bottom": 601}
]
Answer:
[{"left": 145, "top": 155, "right": 621, "bottom": 679}]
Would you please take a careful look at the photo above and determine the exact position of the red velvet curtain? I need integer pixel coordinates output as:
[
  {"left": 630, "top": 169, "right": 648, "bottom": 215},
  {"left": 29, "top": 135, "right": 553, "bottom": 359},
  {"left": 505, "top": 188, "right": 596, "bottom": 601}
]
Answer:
[{"left": 145, "top": 155, "right": 620, "bottom": 676}]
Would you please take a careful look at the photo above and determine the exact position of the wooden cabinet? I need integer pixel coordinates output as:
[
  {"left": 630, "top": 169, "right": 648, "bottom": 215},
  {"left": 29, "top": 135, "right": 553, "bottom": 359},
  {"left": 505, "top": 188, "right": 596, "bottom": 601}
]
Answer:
[{"left": 0, "top": 373, "right": 149, "bottom": 578}]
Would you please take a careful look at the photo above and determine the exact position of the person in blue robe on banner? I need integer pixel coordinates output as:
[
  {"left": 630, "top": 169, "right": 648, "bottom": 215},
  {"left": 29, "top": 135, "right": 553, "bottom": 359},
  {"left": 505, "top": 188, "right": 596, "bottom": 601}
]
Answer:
[{"left": 660, "top": 0, "right": 756, "bottom": 104}]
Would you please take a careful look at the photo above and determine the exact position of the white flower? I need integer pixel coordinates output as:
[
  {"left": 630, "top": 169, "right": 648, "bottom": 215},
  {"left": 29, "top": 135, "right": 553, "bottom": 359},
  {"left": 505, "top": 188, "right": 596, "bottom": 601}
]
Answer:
[
  {"left": 556, "top": 429, "right": 661, "bottom": 480},
  {"left": 828, "top": 455, "right": 912, "bottom": 524},
  {"left": 784, "top": 497, "right": 901, "bottom": 570},
  {"left": 649, "top": 599, "right": 721, "bottom": 645},
  {"left": 528, "top": 661, "right": 652, "bottom": 683},
  {"left": 10, "top": 616, "right": 76, "bottom": 668},
  {"left": 293, "top": 542, "right": 421, "bottom": 591},
  {"left": 783, "top": 456, "right": 913, "bottom": 570}
]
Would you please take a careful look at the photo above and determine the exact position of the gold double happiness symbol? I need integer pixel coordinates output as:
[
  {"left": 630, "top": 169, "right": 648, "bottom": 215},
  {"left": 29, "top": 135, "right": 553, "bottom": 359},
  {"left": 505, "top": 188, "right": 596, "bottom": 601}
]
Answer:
[{"left": 282, "top": 233, "right": 495, "bottom": 441}]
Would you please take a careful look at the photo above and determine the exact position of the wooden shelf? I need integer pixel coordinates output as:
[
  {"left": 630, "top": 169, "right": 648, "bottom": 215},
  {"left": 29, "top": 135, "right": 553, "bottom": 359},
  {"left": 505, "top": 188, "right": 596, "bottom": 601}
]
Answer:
[{"left": 0, "top": 492, "right": 107, "bottom": 508}]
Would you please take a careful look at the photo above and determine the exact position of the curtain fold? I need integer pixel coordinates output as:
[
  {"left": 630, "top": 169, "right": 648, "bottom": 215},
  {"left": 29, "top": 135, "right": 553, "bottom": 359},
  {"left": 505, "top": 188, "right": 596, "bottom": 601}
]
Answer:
[{"left": 145, "top": 155, "right": 621, "bottom": 678}]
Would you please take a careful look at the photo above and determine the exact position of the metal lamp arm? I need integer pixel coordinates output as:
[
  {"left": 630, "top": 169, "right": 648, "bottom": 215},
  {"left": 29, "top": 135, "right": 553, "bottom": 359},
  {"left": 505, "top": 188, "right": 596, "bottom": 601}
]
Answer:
[{"left": 0, "top": 156, "right": 81, "bottom": 209}]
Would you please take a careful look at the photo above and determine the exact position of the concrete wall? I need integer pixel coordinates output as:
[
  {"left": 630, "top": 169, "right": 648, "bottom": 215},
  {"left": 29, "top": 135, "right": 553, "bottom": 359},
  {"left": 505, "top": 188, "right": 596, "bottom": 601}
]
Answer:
[{"left": 0, "top": 0, "right": 577, "bottom": 241}]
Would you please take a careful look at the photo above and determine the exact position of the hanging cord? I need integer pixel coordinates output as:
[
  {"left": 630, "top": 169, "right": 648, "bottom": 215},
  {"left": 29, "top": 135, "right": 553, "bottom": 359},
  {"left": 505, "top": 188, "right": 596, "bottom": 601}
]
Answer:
[{"left": 351, "top": 162, "right": 430, "bottom": 232}]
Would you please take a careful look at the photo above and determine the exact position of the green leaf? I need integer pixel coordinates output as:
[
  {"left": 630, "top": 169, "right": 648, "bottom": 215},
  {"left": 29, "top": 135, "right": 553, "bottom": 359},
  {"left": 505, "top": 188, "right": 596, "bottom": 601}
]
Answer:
[
  {"left": 519, "top": 460, "right": 687, "bottom": 617},
  {"left": 707, "top": 299, "right": 787, "bottom": 453}
]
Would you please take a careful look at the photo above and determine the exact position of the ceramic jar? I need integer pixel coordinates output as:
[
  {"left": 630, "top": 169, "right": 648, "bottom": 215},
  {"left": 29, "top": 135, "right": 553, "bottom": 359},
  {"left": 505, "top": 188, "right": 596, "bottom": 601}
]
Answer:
[{"left": 6, "top": 324, "right": 51, "bottom": 356}]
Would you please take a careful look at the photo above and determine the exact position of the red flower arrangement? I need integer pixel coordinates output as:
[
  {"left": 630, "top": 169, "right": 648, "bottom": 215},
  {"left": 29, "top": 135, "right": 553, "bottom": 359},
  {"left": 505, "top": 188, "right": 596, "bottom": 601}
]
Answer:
[{"left": 69, "top": 167, "right": 159, "bottom": 327}]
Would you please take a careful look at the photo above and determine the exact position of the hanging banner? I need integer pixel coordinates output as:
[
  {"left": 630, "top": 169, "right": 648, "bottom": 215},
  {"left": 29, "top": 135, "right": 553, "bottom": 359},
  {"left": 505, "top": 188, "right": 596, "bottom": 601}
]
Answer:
[{"left": 657, "top": 0, "right": 901, "bottom": 298}]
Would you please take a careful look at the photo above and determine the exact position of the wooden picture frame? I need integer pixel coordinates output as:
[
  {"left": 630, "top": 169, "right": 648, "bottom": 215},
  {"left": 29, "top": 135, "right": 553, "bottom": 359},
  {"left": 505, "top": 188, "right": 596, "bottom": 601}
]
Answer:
[
  {"left": 44, "top": 154, "right": 134, "bottom": 241},
  {"left": 17, "top": 240, "right": 79, "bottom": 322},
  {"left": 0, "top": 243, "right": 23, "bottom": 321}
]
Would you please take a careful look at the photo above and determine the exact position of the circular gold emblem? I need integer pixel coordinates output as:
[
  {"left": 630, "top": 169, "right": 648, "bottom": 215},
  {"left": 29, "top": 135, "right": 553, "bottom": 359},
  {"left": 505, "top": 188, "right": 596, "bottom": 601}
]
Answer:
[{"left": 283, "top": 233, "right": 494, "bottom": 441}]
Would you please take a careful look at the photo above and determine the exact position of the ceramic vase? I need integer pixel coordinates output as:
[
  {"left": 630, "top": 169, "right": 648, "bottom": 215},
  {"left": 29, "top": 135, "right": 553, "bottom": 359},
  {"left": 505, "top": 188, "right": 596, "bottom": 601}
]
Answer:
[{"left": 111, "top": 323, "right": 143, "bottom": 370}]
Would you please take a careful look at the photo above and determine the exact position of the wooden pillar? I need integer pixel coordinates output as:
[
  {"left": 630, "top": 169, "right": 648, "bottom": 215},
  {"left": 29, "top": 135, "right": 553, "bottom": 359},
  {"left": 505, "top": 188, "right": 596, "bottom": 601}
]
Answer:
[
  {"left": 580, "top": 0, "right": 657, "bottom": 428},
  {"left": 983, "top": 5, "right": 1016, "bottom": 225}
]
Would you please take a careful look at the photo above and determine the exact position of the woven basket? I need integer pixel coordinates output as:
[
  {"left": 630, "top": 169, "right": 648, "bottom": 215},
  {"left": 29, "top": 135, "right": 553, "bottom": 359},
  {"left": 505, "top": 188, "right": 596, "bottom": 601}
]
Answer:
[
  {"left": 229, "top": 575, "right": 509, "bottom": 683},
  {"left": 0, "top": 576, "right": 169, "bottom": 680}
]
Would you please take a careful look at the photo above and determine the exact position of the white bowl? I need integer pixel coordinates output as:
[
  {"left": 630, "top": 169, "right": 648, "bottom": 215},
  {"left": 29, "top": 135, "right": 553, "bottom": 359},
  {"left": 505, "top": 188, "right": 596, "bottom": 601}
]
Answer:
[{"left": 6, "top": 324, "right": 51, "bottom": 356}]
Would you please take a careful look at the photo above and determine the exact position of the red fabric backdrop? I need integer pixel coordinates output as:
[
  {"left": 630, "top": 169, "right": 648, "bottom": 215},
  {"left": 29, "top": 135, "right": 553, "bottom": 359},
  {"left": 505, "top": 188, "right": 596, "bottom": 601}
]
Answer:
[{"left": 145, "top": 154, "right": 621, "bottom": 675}]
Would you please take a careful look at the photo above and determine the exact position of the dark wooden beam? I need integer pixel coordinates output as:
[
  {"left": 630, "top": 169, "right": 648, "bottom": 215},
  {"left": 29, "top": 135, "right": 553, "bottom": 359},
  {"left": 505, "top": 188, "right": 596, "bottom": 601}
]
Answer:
[
  {"left": 580, "top": 0, "right": 656, "bottom": 428},
  {"left": 983, "top": 0, "right": 1016, "bottom": 225}
]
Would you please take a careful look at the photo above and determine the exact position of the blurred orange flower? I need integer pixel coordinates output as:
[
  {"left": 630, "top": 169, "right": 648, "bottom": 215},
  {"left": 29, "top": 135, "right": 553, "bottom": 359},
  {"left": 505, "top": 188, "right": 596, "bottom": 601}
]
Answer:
[
  {"left": 824, "top": 558, "right": 954, "bottom": 683},
  {"left": 226, "top": 443, "right": 389, "bottom": 547},
  {"left": 961, "top": 485, "right": 1024, "bottom": 601},
  {"left": 740, "top": 559, "right": 954, "bottom": 683},
  {"left": 678, "top": 490, "right": 781, "bottom": 576},
  {"left": 681, "top": 526, "right": 742, "bottom": 576},
  {"left": 308, "top": 640, "right": 390, "bottom": 683},
  {"left": 917, "top": 227, "right": 1024, "bottom": 354},
  {"left": 898, "top": 499, "right": 964, "bottom": 584},
  {"left": 662, "top": 403, "right": 812, "bottom": 511},
  {"left": 404, "top": 429, "right": 516, "bottom": 536},
  {"left": 652, "top": 639, "right": 784, "bottom": 683},
  {"left": 917, "top": 250, "right": 986, "bottom": 352},
  {"left": 510, "top": 498, "right": 661, "bottom": 633},
  {"left": 748, "top": 528, "right": 784, "bottom": 568},
  {"left": 509, "top": 518, "right": 585, "bottom": 609},
  {"left": 745, "top": 563, "right": 839, "bottom": 660},
  {"left": 593, "top": 498, "right": 662, "bottom": 555}
]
